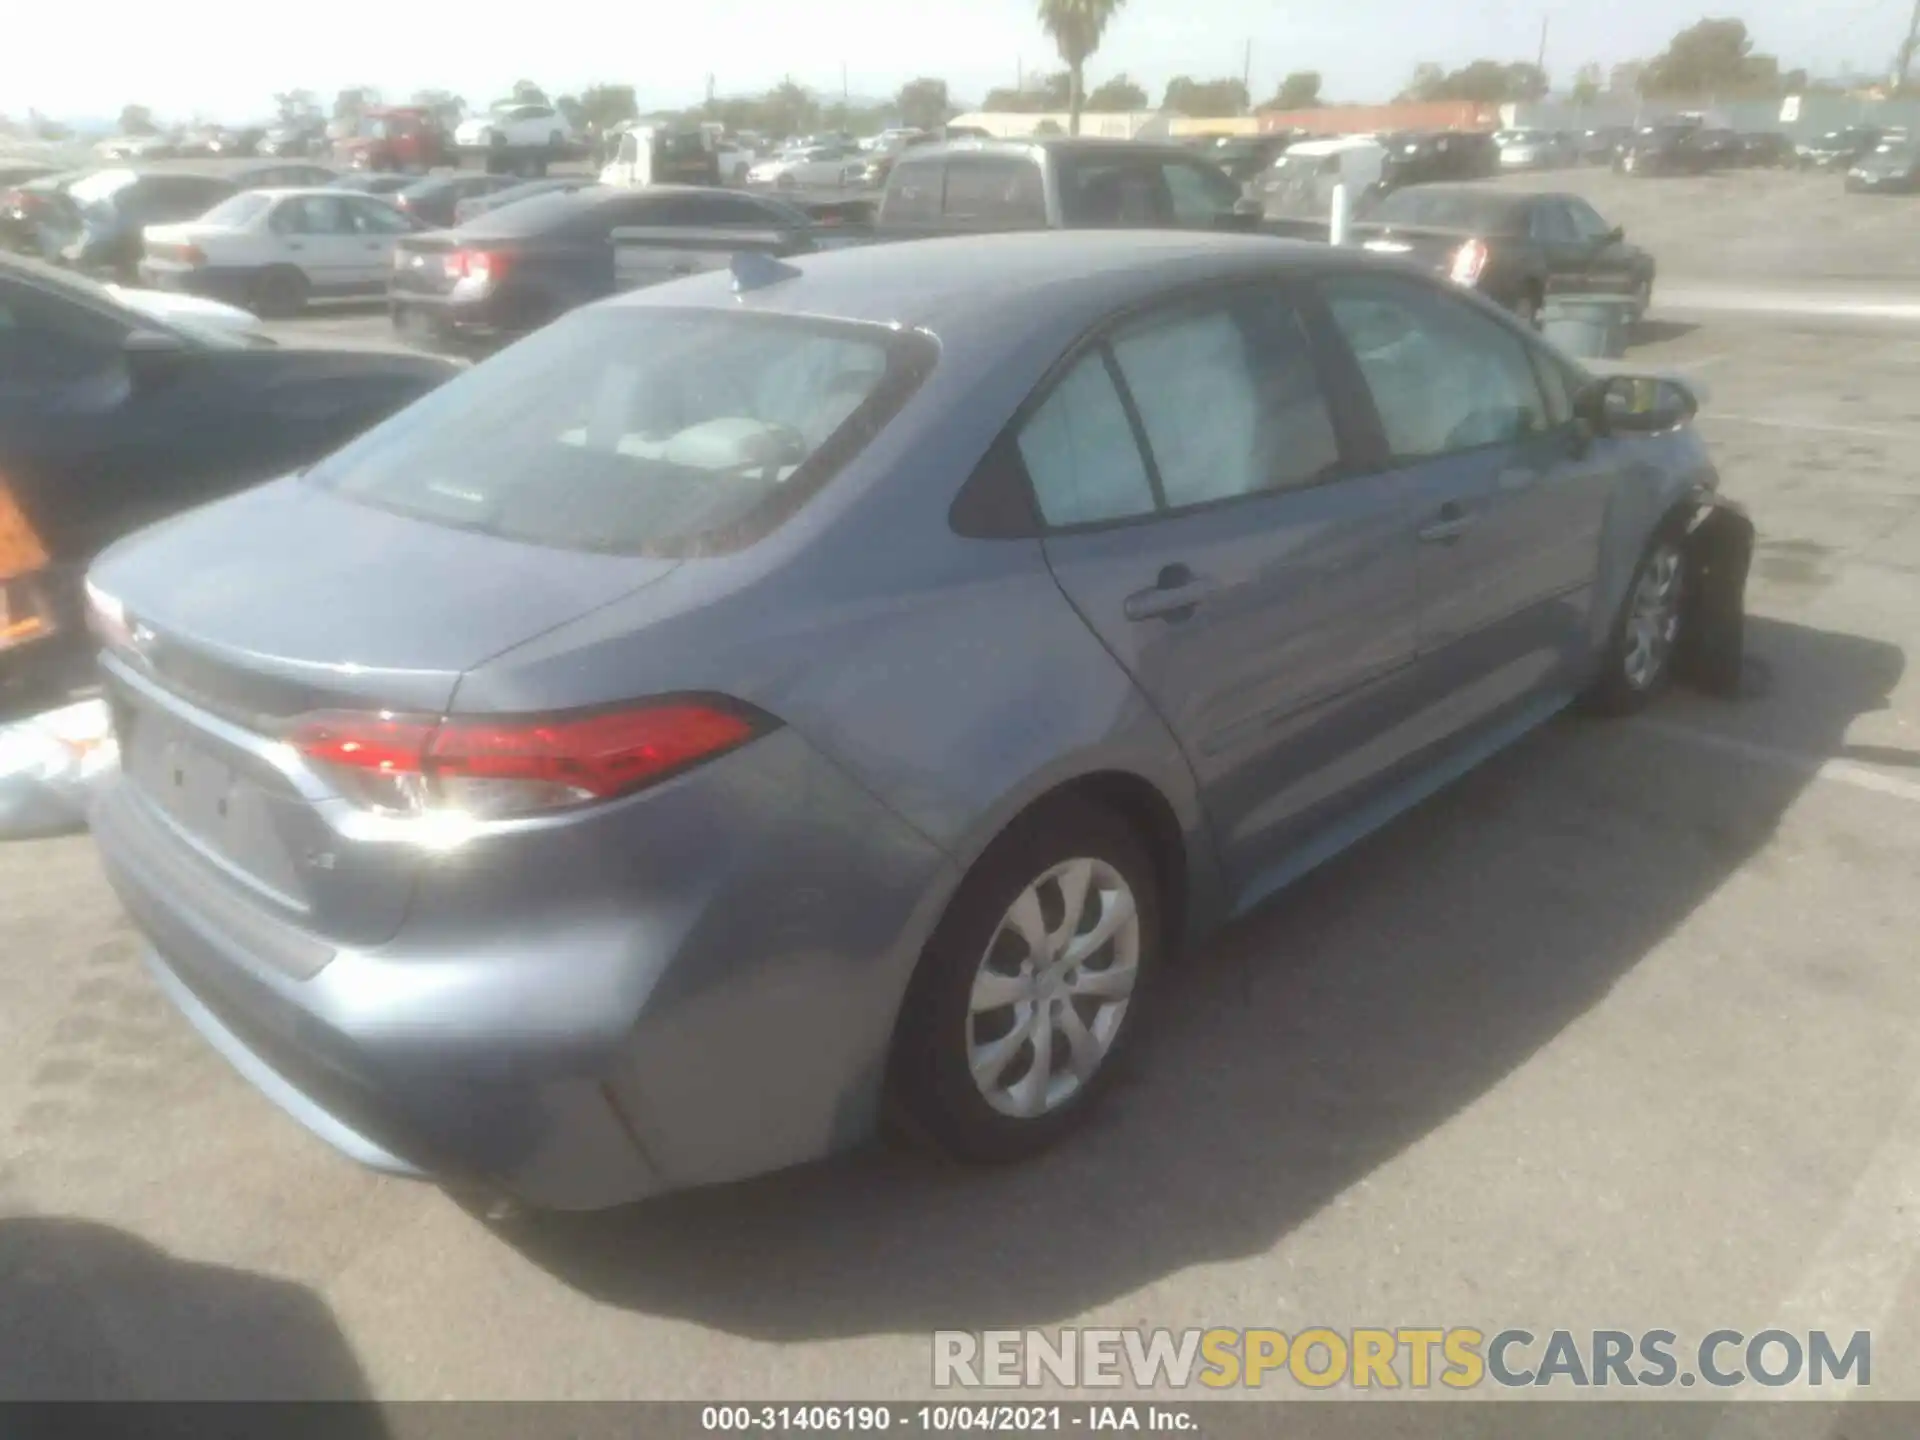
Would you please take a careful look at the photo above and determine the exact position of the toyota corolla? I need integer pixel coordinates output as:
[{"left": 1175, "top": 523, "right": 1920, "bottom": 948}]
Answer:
[{"left": 86, "top": 232, "right": 1751, "bottom": 1210}]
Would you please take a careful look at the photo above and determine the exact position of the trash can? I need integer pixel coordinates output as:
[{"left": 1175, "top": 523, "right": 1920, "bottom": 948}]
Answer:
[{"left": 1539, "top": 296, "right": 1635, "bottom": 360}]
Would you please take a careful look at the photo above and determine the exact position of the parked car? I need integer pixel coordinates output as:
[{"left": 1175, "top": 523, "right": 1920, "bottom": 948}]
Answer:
[
  {"left": 0, "top": 168, "right": 93, "bottom": 258},
  {"left": 1797, "top": 127, "right": 1884, "bottom": 171},
  {"left": 0, "top": 161, "right": 60, "bottom": 190},
  {"left": 1194, "top": 132, "right": 1299, "bottom": 185},
  {"left": 1846, "top": 141, "right": 1920, "bottom": 193},
  {"left": 1351, "top": 184, "right": 1656, "bottom": 325},
  {"left": 451, "top": 176, "right": 603, "bottom": 225},
  {"left": 1496, "top": 129, "right": 1563, "bottom": 169},
  {"left": 86, "top": 230, "right": 1750, "bottom": 1210},
  {"left": 1250, "top": 137, "right": 1389, "bottom": 224},
  {"left": 0, "top": 253, "right": 457, "bottom": 835},
  {"left": 138, "top": 187, "right": 421, "bottom": 316},
  {"left": 1577, "top": 127, "right": 1632, "bottom": 165},
  {"left": 388, "top": 185, "right": 855, "bottom": 350},
  {"left": 48, "top": 166, "right": 241, "bottom": 280},
  {"left": 393, "top": 172, "right": 523, "bottom": 229},
  {"left": 259, "top": 120, "right": 329, "bottom": 158},
  {"left": 455, "top": 101, "right": 576, "bottom": 170},
  {"left": 1616, "top": 126, "right": 1725, "bottom": 176},
  {"left": 1382, "top": 130, "right": 1501, "bottom": 187},
  {"left": 1737, "top": 132, "right": 1797, "bottom": 168},
  {"left": 748, "top": 142, "right": 867, "bottom": 189},
  {"left": 104, "top": 282, "right": 269, "bottom": 340},
  {"left": 857, "top": 132, "right": 943, "bottom": 189},
  {"left": 94, "top": 135, "right": 178, "bottom": 162},
  {"left": 336, "top": 107, "right": 455, "bottom": 174}
]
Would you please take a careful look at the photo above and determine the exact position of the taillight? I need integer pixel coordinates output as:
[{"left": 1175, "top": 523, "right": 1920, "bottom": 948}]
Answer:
[
  {"left": 1449, "top": 236, "right": 1489, "bottom": 287},
  {"left": 177, "top": 243, "right": 206, "bottom": 266},
  {"left": 285, "top": 700, "right": 767, "bottom": 820},
  {"left": 443, "top": 249, "right": 504, "bottom": 284}
]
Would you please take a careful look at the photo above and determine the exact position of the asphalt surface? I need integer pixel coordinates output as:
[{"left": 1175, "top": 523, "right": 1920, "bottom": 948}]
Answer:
[{"left": 5, "top": 218, "right": 1920, "bottom": 1404}]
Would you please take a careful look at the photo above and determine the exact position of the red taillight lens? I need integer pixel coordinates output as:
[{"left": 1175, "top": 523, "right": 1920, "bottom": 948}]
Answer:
[
  {"left": 178, "top": 243, "right": 206, "bottom": 266},
  {"left": 1449, "top": 236, "right": 1489, "bottom": 287},
  {"left": 286, "top": 701, "right": 764, "bottom": 819},
  {"left": 445, "top": 249, "right": 503, "bottom": 283}
]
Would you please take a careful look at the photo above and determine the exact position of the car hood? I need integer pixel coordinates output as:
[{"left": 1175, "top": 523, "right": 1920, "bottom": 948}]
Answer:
[
  {"left": 88, "top": 476, "right": 680, "bottom": 715},
  {"left": 106, "top": 284, "right": 264, "bottom": 335}
]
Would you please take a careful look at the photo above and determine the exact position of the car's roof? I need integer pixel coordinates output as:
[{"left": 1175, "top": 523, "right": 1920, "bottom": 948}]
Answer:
[{"left": 617, "top": 229, "right": 1368, "bottom": 346}]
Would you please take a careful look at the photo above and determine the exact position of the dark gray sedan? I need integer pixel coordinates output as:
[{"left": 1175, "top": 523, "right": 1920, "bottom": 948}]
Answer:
[{"left": 86, "top": 232, "right": 1749, "bottom": 1209}]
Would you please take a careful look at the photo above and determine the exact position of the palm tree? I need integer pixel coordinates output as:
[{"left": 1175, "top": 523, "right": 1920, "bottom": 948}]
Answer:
[{"left": 1037, "top": 0, "right": 1128, "bottom": 135}]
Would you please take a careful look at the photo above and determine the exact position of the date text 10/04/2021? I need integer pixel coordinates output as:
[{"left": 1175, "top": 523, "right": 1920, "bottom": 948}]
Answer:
[{"left": 701, "top": 1407, "right": 1198, "bottom": 1432}]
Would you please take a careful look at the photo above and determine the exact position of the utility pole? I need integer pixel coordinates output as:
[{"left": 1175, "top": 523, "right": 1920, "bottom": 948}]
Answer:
[
  {"left": 841, "top": 62, "right": 849, "bottom": 108},
  {"left": 1536, "top": 13, "right": 1550, "bottom": 76},
  {"left": 1243, "top": 39, "right": 1254, "bottom": 113},
  {"left": 1899, "top": 0, "right": 1920, "bottom": 92}
]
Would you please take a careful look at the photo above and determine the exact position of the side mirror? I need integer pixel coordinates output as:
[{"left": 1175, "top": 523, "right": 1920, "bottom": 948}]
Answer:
[
  {"left": 1577, "top": 374, "right": 1697, "bottom": 435},
  {"left": 1604, "top": 224, "right": 1626, "bottom": 243}
]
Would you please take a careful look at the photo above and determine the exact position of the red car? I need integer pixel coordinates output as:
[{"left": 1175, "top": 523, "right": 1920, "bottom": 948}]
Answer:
[{"left": 338, "top": 107, "right": 453, "bottom": 173}]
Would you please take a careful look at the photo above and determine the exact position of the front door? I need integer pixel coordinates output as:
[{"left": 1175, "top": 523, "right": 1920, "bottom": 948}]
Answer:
[
  {"left": 1315, "top": 272, "right": 1612, "bottom": 733},
  {"left": 1029, "top": 282, "right": 1423, "bottom": 904},
  {"left": 341, "top": 195, "right": 415, "bottom": 293},
  {"left": 267, "top": 194, "right": 363, "bottom": 297}
]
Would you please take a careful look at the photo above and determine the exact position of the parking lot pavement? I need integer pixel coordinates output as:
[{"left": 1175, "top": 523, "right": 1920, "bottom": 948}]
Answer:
[{"left": 3, "top": 309, "right": 1920, "bottom": 1402}]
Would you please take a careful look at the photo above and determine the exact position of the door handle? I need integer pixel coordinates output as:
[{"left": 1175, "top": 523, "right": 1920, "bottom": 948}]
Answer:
[
  {"left": 1123, "top": 565, "right": 1216, "bottom": 622},
  {"left": 1417, "top": 501, "right": 1475, "bottom": 544}
]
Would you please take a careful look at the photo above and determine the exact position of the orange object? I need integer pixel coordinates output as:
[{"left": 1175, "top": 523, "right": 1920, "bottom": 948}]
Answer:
[{"left": 0, "top": 478, "right": 49, "bottom": 583}]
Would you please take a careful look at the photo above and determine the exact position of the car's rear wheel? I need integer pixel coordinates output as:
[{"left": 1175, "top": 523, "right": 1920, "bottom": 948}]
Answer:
[
  {"left": 251, "top": 265, "right": 309, "bottom": 318},
  {"left": 1583, "top": 532, "right": 1687, "bottom": 716},
  {"left": 888, "top": 799, "right": 1161, "bottom": 1163}
]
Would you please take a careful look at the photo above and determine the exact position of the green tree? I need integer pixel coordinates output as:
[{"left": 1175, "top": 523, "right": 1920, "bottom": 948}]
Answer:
[
  {"left": 1399, "top": 59, "right": 1546, "bottom": 103},
  {"left": 1085, "top": 74, "right": 1149, "bottom": 110},
  {"left": 763, "top": 79, "right": 818, "bottom": 138},
  {"left": 1266, "top": 71, "right": 1324, "bottom": 109},
  {"left": 1163, "top": 75, "right": 1249, "bottom": 116},
  {"left": 1571, "top": 62, "right": 1604, "bottom": 106},
  {"left": 575, "top": 84, "right": 639, "bottom": 133},
  {"left": 1037, "top": 0, "right": 1128, "bottom": 134},
  {"left": 117, "top": 104, "right": 157, "bottom": 136},
  {"left": 333, "top": 87, "right": 379, "bottom": 123},
  {"left": 510, "top": 79, "right": 549, "bottom": 104},
  {"left": 896, "top": 77, "right": 953, "bottom": 129},
  {"left": 1639, "top": 19, "right": 1783, "bottom": 98}
]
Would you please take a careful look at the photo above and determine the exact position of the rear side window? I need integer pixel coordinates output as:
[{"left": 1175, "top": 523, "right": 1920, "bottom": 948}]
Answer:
[
  {"left": 1057, "top": 158, "right": 1172, "bottom": 226},
  {"left": 882, "top": 160, "right": 943, "bottom": 223},
  {"left": 306, "top": 308, "right": 935, "bottom": 557},
  {"left": 940, "top": 157, "right": 1045, "bottom": 226},
  {"left": 1017, "top": 354, "right": 1157, "bottom": 527}
]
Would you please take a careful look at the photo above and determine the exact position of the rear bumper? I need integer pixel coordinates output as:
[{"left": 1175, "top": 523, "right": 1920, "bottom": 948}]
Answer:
[{"left": 93, "top": 722, "right": 957, "bottom": 1210}]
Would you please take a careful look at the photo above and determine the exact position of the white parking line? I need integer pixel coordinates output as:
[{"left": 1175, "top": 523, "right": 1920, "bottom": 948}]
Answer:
[{"left": 1630, "top": 718, "right": 1920, "bottom": 805}]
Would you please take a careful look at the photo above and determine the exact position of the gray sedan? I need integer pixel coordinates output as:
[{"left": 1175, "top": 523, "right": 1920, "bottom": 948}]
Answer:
[{"left": 85, "top": 231, "right": 1749, "bottom": 1210}]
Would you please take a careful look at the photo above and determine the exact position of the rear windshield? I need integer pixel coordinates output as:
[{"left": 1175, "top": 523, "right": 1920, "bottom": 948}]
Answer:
[
  {"left": 197, "top": 192, "right": 273, "bottom": 227},
  {"left": 1367, "top": 188, "right": 1518, "bottom": 231},
  {"left": 305, "top": 306, "right": 937, "bottom": 557}
]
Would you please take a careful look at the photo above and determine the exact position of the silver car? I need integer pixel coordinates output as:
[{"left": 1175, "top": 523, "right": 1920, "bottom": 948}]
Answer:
[{"left": 88, "top": 232, "right": 1749, "bottom": 1210}]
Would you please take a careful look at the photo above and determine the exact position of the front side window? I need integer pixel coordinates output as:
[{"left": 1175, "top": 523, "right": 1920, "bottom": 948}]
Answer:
[
  {"left": 348, "top": 197, "right": 413, "bottom": 234},
  {"left": 1109, "top": 294, "right": 1340, "bottom": 507},
  {"left": 1058, "top": 158, "right": 1171, "bottom": 226},
  {"left": 1319, "top": 275, "right": 1549, "bottom": 459},
  {"left": 307, "top": 309, "right": 932, "bottom": 557},
  {"left": 1017, "top": 352, "right": 1157, "bottom": 527},
  {"left": 1528, "top": 203, "right": 1579, "bottom": 244}
]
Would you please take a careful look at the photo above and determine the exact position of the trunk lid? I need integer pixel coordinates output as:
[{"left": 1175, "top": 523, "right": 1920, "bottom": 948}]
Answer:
[
  {"left": 91, "top": 476, "right": 679, "bottom": 945},
  {"left": 1350, "top": 222, "right": 1477, "bottom": 269},
  {"left": 390, "top": 232, "right": 470, "bottom": 296}
]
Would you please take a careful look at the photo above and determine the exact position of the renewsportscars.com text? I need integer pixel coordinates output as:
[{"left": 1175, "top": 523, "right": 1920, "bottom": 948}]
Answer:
[{"left": 932, "top": 1328, "right": 1872, "bottom": 1391}]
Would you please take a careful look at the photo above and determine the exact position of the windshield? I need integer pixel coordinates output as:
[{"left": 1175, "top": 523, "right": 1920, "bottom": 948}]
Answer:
[
  {"left": 195, "top": 192, "right": 272, "bottom": 227},
  {"left": 305, "top": 307, "right": 935, "bottom": 557}
]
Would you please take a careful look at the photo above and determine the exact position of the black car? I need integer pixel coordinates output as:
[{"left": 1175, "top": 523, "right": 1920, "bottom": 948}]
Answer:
[
  {"left": 1382, "top": 130, "right": 1500, "bottom": 186},
  {"left": 1577, "top": 127, "right": 1631, "bottom": 165},
  {"left": 48, "top": 167, "right": 239, "bottom": 279},
  {"left": 1616, "top": 126, "right": 1724, "bottom": 176},
  {"left": 389, "top": 185, "right": 857, "bottom": 351},
  {"left": 1845, "top": 141, "right": 1920, "bottom": 193},
  {"left": 1737, "top": 132, "right": 1797, "bottom": 168},
  {"left": 1798, "top": 127, "right": 1885, "bottom": 171},
  {"left": 1349, "top": 184, "right": 1656, "bottom": 326},
  {"left": 452, "top": 175, "right": 604, "bottom": 225},
  {"left": 259, "top": 120, "right": 329, "bottom": 158},
  {"left": 392, "top": 172, "right": 523, "bottom": 229},
  {"left": 0, "top": 254, "right": 457, "bottom": 826}
]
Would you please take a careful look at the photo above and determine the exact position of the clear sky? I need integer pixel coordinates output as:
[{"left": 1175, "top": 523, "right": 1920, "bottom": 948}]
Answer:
[{"left": 9, "top": 0, "right": 1909, "bottom": 124}]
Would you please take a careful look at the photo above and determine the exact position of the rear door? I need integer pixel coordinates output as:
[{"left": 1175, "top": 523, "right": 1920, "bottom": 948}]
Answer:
[
  {"left": 1560, "top": 197, "right": 1637, "bottom": 296},
  {"left": 1029, "top": 280, "right": 1424, "bottom": 902},
  {"left": 1315, "top": 272, "right": 1610, "bottom": 721},
  {"left": 340, "top": 195, "right": 415, "bottom": 291},
  {"left": 1524, "top": 199, "right": 1597, "bottom": 299}
]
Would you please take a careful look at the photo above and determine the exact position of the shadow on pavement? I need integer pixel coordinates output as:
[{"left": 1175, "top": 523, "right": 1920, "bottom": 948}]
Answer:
[
  {"left": 1630, "top": 319, "right": 1701, "bottom": 346},
  {"left": 0, "top": 1215, "right": 383, "bottom": 1409},
  {"left": 498, "top": 616, "right": 1902, "bottom": 1341}
]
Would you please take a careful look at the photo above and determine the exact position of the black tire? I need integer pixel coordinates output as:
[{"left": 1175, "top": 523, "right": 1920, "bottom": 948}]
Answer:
[
  {"left": 1582, "top": 526, "right": 1688, "bottom": 717},
  {"left": 251, "top": 265, "right": 309, "bottom": 318},
  {"left": 887, "top": 798, "right": 1163, "bottom": 1164}
]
